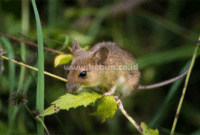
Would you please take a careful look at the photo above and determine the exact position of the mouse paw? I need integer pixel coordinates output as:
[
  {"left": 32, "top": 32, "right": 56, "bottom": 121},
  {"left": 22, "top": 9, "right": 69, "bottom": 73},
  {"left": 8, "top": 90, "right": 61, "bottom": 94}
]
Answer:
[
  {"left": 103, "top": 84, "right": 117, "bottom": 96},
  {"left": 103, "top": 91, "right": 114, "bottom": 96}
]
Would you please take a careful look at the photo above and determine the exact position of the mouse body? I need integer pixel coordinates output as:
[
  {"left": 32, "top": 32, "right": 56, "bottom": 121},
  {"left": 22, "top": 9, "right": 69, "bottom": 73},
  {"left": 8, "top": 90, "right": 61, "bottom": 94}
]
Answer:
[{"left": 67, "top": 40, "right": 141, "bottom": 97}]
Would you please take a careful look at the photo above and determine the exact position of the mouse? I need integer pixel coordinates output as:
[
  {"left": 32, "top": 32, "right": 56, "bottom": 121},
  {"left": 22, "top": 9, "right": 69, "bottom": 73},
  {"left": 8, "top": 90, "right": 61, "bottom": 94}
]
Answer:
[{"left": 66, "top": 40, "right": 188, "bottom": 97}]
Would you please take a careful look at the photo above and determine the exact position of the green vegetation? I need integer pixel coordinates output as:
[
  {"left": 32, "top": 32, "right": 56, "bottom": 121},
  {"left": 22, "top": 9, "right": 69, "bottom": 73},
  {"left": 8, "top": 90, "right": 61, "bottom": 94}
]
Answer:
[{"left": 0, "top": 0, "right": 200, "bottom": 134}]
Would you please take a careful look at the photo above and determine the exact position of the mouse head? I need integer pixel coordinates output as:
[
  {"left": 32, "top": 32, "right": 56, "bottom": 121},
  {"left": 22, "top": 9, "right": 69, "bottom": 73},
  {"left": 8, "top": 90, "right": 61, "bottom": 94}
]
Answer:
[{"left": 66, "top": 40, "right": 109, "bottom": 93}]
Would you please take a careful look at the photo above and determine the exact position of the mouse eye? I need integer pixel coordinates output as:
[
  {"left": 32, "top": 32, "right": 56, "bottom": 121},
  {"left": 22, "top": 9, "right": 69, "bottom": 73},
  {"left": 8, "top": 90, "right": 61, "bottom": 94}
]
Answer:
[{"left": 79, "top": 71, "right": 87, "bottom": 78}]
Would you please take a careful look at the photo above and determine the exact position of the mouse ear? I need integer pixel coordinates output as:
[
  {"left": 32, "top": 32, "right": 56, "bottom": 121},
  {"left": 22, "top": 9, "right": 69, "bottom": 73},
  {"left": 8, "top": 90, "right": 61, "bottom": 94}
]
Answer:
[
  {"left": 92, "top": 47, "right": 109, "bottom": 64},
  {"left": 72, "top": 40, "right": 84, "bottom": 57},
  {"left": 72, "top": 40, "right": 81, "bottom": 53}
]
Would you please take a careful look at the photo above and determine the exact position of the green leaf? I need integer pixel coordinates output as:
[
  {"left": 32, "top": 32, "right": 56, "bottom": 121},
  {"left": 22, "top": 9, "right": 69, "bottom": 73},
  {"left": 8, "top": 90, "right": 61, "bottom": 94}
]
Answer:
[
  {"left": 54, "top": 54, "right": 72, "bottom": 67},
  {"left": 43, "top": 91, "right": 103, "bottom": 116},
  {"left": 92, "top": 95, "right": 117, "bottom": 122},
  {"left": 141, "top": 122, "right": 159, "bottom": 135},
  {"left": 83, "top": 45, "right": 90, "bottom": 51}
]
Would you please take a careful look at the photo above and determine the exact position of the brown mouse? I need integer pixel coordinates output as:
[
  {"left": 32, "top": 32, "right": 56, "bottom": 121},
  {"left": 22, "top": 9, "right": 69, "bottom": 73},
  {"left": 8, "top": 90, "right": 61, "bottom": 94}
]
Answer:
[{"left": 66, "top": 40, "right": 188, "bottom": 97}]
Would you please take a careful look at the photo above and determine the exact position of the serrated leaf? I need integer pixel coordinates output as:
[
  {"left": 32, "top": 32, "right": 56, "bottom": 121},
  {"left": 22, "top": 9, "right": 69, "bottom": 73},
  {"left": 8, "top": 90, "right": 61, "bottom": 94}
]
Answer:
[
  {"left": 141, "top": 122, "right": 159, "bottom": 135},
  {"left": 54, "top": 54, "right": 72, "bottom": 67},
  {"left": 43, "top": 91, "right": 103, "bottom": 116},
  {"left": 92, "top": 95, "right": 117, "bottom": 122}
]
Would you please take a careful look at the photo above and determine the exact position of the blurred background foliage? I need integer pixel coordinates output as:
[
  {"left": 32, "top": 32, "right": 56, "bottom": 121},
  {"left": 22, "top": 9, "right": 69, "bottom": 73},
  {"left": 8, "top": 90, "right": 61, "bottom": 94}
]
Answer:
[{"left": 0, "top": 0, "right": 200, "bottom": 134}]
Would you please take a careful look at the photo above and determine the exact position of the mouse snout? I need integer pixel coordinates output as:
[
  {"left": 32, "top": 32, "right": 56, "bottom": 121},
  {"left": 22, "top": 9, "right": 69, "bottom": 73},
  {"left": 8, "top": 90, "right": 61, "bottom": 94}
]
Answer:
[{"left": 66, "top": 83, "right": 80, "bottom": 93}]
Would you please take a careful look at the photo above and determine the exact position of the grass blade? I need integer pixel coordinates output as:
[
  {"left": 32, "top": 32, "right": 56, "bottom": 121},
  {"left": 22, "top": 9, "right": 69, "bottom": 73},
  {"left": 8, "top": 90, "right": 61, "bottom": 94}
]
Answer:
[
  {"left": 17, "top": 0, "right": 30, "bottom": 91},
  {"left": 0, "top": 37, "right": 16, "bottom": 134},
  {"left": 31, "top": 0, "right": 45, "bottom": 134}
]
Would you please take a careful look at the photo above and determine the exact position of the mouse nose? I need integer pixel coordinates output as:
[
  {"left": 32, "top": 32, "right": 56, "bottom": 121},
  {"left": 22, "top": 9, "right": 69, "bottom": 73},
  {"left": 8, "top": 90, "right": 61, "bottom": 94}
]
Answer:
[{"left": 66, "top": 83, "right": 80, "bottom": 93}]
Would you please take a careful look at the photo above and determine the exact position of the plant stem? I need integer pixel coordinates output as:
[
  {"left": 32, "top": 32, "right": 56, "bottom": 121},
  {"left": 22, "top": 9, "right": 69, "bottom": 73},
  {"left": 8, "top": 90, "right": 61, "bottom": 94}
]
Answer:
[
  {"left": 117, "top": 99, "right": 142, "bottom": 133},
  {"left": 18, "top": 33, "right": 72, "bottom": 52},
  {"left": 35, "top": 116, "right": 50, "bottom": 135},
  {"left": 0, "top": 32, "right": 67, "bottom": 54},
  {"left": 0, "top": 55, "right": 67, "bottom": 82},
  {"left": 150, "top": 60, "right": 190, "bottom": 127},
  {"left": 24, "top": 103, "right": 50, "bottom": 135},
  {"left": 0, "top": 43, "right": 4, "bottom": 73},
  {"left": 170, "top": 37, "right": 200, "bottom": 135},
  {"left": 24, "top": 105, "right": 33, "bottom": 116}
]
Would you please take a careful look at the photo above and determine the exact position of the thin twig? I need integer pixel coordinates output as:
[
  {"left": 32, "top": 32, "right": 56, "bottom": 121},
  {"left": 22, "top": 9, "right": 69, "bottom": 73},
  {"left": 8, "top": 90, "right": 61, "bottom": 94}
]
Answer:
[
  {"left": 18, "top": 32, "right": 72, "bottom": 52},
  {"left": 0, "top": 43, "right": 5, "bottom": 73},
  {"left": 0, "top": 55, "right": 68, "bottom": 82},
  {"left": 170, "top": 38, "right": 200, "bottom": 135},
  {"left": 0, "top": 32, "right": 67, "bottom": 54},
  {"left": 24, "top": 105, "right": 50, "bottom": 134},
  {"left": 24, "top": 105, "right": 33, "bottom": 116},
  {"left": 116, "top": 97, "right": 142, "bottom": 133}
]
